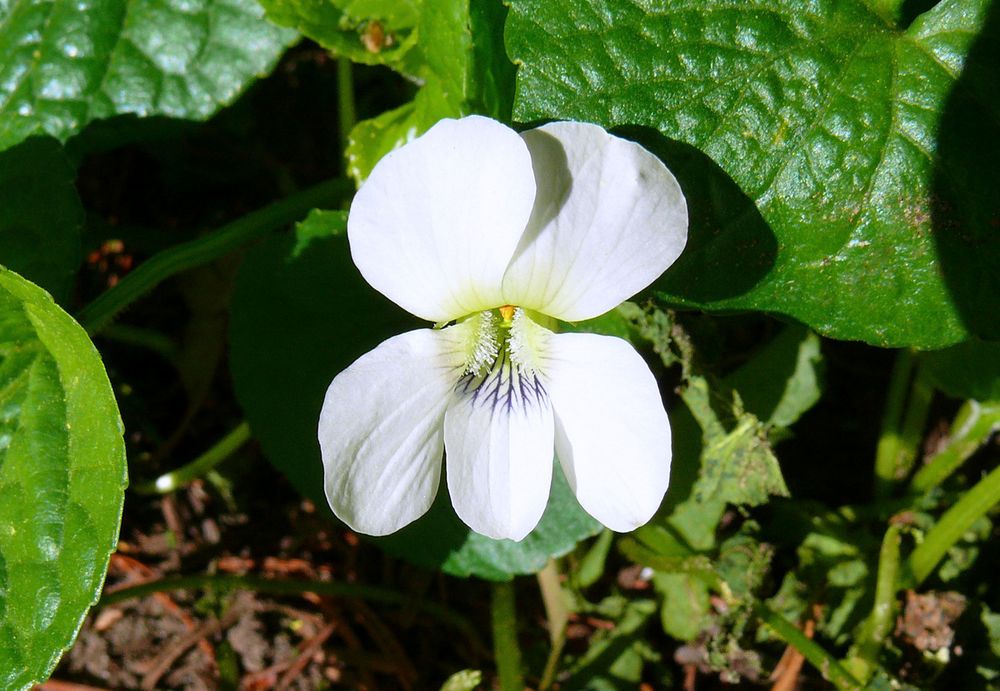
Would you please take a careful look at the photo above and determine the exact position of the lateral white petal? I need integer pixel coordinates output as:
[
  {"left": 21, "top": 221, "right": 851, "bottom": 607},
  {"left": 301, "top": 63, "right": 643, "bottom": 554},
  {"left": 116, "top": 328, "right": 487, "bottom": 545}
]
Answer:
[
  {"left": 349, "top": 116, "right": 537, "bottom": 322},
  {"left": 502, "top": 122, "right": 688, "bottom": 321},
  {"left": 444, "top": 367, "right": 554, "bottom": 541},
  {"left": 319, "top": 328, "right": 465, "bottom": 536},
  {"left": 544, "top": 333, "right": 671, "bottom": 532}
]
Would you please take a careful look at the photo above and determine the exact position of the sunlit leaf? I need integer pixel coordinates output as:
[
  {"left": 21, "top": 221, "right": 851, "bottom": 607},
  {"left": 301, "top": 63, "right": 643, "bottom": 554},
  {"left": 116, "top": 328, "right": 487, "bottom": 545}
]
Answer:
[
  {"left": 508, "top": 0, "right": 1000, "bottom": 347},
  {"left": 0, "top": 0, "right": 296, "bottom": 151},
  {"left": 0, "top": 268, "right": 126, "bottom": 689}
]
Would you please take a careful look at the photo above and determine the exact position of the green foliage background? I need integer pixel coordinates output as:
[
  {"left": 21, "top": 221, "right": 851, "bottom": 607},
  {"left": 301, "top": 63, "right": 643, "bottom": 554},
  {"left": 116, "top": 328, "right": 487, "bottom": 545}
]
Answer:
[{"left": 0, "top": 0, "right": 997, "bottom": 687}]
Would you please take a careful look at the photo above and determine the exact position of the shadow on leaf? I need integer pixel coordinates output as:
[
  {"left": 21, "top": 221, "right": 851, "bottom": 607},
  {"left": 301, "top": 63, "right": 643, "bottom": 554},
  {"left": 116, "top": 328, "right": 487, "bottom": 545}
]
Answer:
[
  {"left": 932, "top": 0, "right": 1000, "bottom": 341},
  {"left": 614, "top": 127, "right": 777, "bottom": 305}
]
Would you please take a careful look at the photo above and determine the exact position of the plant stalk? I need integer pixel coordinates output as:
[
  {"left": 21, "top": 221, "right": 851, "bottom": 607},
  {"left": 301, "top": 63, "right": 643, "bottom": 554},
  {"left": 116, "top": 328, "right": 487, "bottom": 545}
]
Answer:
[
  {"left": 337, "top": 57, "right": 357, "bottom": 154},
  {"left": 76, "top": 177, "right": 352, "bottom": 334},
  {"left": 874, "top": 350, "right": 929, "bottom": 498},
  {"left": 910, "top": 400, "right": 1000, "bottom": 494},
  {"left": 100, "top": 573, "right": 480, "bottom": 647},
  {"left": 758, "top": 604, "right": 861, "bottom": 690},
  {"left": 132, "top": 421, "right": 252, "bottom": 495},
  {"left": 537, "top": 560, "right": 569, "bottom": 691},
  {"left": 907, "top": 462, "right": 1000, "bottom": 586},
  {"left": 491, "top": 580, "right": 524, "bottom": 691},
  {"left": 844, "top": 524, "right": 902, "bottom": 682}
]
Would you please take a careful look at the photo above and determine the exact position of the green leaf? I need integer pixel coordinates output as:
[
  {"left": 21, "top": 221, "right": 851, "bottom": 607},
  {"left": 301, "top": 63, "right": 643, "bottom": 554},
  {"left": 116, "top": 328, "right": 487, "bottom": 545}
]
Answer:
[
  {"left": 924, "top": 340, "right": 1000, "bottom": 402},
  {"left": 0, "top": 0, "right": 296, "bottom": 152},
  {"left": 684, "top": 377, "right": 789, "bottom": 508},
  {"left": 345, "top": 81, "right": 454, "bottom": 182},
  {"left": 0, "top": 268, "right": 126, "bottom": 689},
  {"left": 228, "top": 214, "right": 599, "bottom": 580},
  {"left": 724, "top": 326, "right": 824, "bottom": 429},
  {"left": 260, "top": 0, "right": 420, "bottom": 67},
  {"left": 652, "top": 572, "right": 711, "bottom": 641},
  {"left": 507, "top": 0, "right": 999, "bottom": 348},
  {"left": 303, "top": 0, "right": 516, "bottom": 183},
  {"left": 0, "top": 137, "right": 83, "bottom": 304}
]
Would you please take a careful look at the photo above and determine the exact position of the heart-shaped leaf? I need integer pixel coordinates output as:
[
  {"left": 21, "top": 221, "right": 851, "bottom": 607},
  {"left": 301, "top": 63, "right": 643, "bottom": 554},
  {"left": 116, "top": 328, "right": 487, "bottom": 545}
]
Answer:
[{"left": 507, "top": 0, "right": 999, "bottom": 348}]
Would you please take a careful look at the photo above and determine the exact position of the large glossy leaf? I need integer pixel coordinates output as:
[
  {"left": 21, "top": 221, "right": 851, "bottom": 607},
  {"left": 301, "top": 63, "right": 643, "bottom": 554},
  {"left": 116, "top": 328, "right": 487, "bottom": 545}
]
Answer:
[
  {"left": 0, "top": 268, "right": 126, "bottom": 689},
  {"left": 228, "top": 212, "right": 599, "bottom": 580},
  {"left": 0, "top": 0, "right": 296, "bottom": 152},
  {"left": 0, "top": 137, "right": 83, "bottom": 304},
  {"left": 507, "top": 0, "right": 1000, "bottom": 348}
]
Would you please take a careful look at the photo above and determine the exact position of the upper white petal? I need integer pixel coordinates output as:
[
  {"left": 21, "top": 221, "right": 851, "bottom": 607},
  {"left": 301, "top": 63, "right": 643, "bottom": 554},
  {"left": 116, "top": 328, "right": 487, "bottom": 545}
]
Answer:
[
  {"left": 543, "top": 333, "right": 672, "bottom": 532},
  {"left": 348, "top": 116, "right": 537, "bottom": 322},
  {"left": 319, "top": 328, "right": 466, "bottom": 536},
  {"left": 444, "top": 366, "right": 555, "bottom": 541},
  {"left": 502, "top": 122, "right": 688, "bottom": 321}
]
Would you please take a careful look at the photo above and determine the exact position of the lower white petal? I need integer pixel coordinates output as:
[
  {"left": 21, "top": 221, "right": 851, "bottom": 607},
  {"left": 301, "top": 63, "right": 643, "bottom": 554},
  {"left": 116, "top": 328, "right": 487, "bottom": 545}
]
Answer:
[
  {"left": 319, "top": 328, "right": 465, "bottom": 536},
  {"left": 543, "top": 333, "right": 671, "bottom": 532},
  {"left": 444, "top": 356, "right": 555, "bottom": 541}
]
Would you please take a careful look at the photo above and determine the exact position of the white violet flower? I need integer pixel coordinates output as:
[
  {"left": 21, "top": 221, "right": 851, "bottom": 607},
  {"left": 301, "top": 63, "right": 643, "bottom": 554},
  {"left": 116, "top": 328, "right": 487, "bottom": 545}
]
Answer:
[{"left": 319, "top": 115, "right": 688, "bottom": 541}]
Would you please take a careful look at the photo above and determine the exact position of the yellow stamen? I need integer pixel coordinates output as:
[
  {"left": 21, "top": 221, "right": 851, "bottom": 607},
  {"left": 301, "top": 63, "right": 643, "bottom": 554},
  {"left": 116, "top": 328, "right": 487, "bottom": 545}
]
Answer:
[{"left": 498, "top": 304, "right": 516, "bottom": 322}]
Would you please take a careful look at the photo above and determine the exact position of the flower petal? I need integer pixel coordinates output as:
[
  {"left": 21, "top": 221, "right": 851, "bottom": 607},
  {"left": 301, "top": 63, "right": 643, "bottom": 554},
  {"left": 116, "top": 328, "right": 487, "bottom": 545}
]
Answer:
[
  {"left": 348, "top": 116, "right": 537, "bottom": 322},
  {"left": 502, "top": 122, "right": 687, "bottom": 321},
  {"left": 319, "top": 328, "right": 466, "bottom": 535},
  {"left": 444, "top": 364, "right": 555, "bottom": 541},
  {"left": 543, "top": 333, "right": 671, "bottom": 531}
]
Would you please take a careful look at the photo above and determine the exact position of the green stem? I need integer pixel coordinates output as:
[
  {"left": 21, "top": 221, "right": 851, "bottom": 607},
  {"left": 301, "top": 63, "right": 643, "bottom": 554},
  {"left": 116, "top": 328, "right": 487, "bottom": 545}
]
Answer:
[
  {"left": 537, "top": 560, "right": 568, "bottom": 691},
  {"left": 907, "top": 462, "right": 1000, "bottom": 586},
  {"left": 100, "top": 323, "right": 179, "bottom": 361},
  {"left": 337, "top": 58, "right": 357, "bottom": 154},
  {"left": 132, "top": 421, "right": 252, "bottom": 495},
  {"left": 757, "top": 604, "right": 861, "bottom": 690},
  {"left": 874, "top": 350, "right": 921, "bottom": 498},
  {"left": 100, "top": 573, "right": 480, "bottom": 646},
  {"left": 76, "top": 178, "right": 353, "bottom": 334},
  {"left": 896, "top": 367, "right": 933, "bottom": 475},
  {"left": 491, "top": 580, "right": 524, "bottom": 691},
  {"left": 844, "top": 524, "right": 902, "bottom": 683},
  {"left": 910, "top": 400, "right": 1000, "bottom": 494}
]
